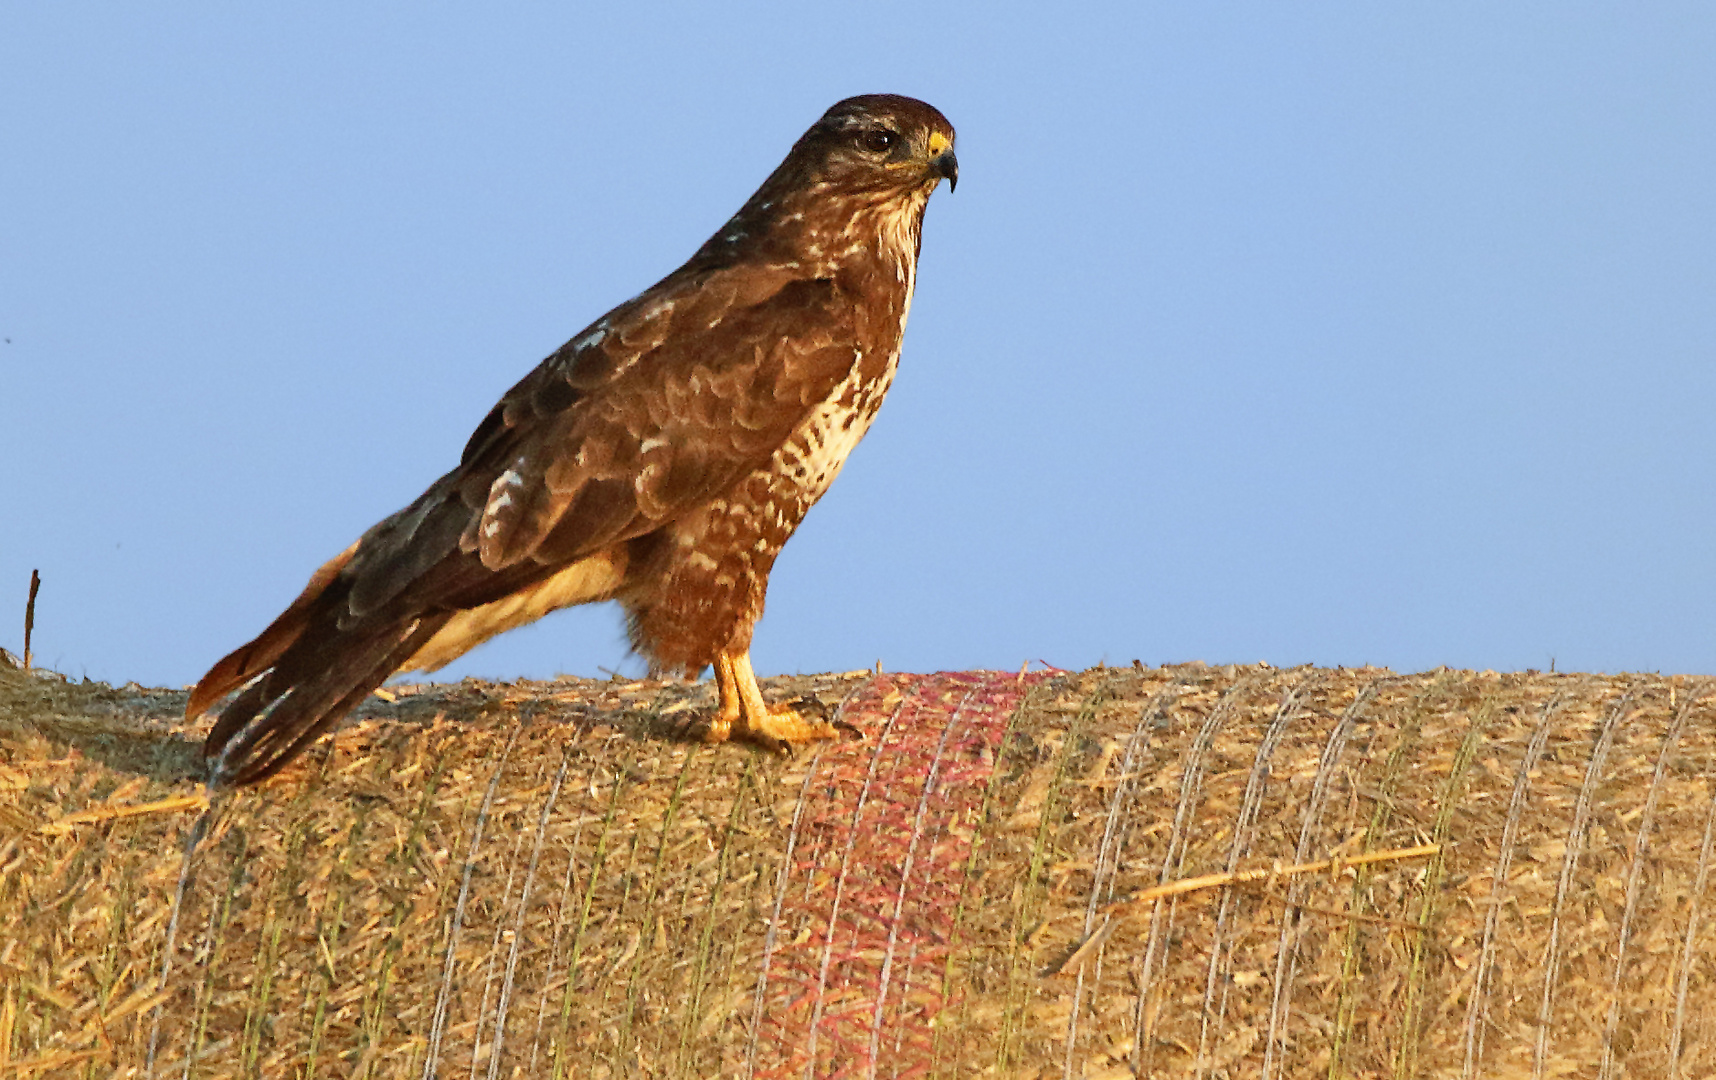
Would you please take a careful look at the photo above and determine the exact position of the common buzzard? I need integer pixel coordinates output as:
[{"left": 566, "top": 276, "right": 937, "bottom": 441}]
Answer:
[{"left": 190, "top": 94, "right": 958, "bottom": 786}]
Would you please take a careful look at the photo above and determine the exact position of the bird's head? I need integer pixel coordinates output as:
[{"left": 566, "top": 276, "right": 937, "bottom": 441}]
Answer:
[
  {"left": 790, "top": 94, "right": 958, "bottom": 196},
  {"left": 692, "top": 94, "right": 956, "bottom": 274}
]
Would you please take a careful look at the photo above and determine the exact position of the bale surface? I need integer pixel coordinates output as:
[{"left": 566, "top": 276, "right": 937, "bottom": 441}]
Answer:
[{"left": 2, "top": 662, "right": 1715, "bottom": 1078}]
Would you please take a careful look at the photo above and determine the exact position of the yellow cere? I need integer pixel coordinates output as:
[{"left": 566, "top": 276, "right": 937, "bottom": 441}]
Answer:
[{"left": 927, "top": 131, "right": 952, "bottom": 156}]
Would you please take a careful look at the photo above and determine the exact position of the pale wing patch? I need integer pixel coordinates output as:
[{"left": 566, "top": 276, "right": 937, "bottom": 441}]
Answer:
[
  {"left": 483, "top": 466, "right": 527, "bottom": 538},
  {"left": 470, "top": 462, "right": 539, "bottom": 569},
  {"left": 399, "top": 548, "right": 629, "bottom": 672},
  {"left": 570, "top": 324, "right": 608, "bottom": 352}
]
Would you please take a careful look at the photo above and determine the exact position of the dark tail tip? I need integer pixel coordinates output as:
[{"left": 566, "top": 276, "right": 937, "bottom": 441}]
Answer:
[{"left": 202, "top": 614, "right": 451, "bottom": 788}]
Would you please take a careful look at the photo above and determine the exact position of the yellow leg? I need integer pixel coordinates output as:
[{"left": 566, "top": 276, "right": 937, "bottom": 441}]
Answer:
[{"left": 705, "top": 650, "right": 841, "bottom": 748}]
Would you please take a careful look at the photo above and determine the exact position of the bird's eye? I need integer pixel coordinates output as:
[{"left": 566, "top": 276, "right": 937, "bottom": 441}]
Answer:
[{"left": 860, "top": 128, "right": 899, "bottom": 154}]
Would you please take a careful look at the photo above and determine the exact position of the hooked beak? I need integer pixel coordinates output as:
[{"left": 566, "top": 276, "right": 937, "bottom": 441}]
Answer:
[{"left": 933, "top": 148, "right": 959, "bottom": 191}]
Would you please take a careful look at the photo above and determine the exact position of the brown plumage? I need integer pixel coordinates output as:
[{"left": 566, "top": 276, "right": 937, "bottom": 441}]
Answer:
[{"left": 191, "top": 94, "right": 958, "bottom": 786}]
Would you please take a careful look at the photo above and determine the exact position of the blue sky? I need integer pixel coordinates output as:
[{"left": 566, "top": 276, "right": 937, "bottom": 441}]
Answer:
[{"left": 4, "top": 5, "right": 1714, "bottom": 686}]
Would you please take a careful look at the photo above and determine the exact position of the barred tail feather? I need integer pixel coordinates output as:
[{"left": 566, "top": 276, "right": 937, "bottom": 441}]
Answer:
[
  {"left": 202, "top": 612, "right": 452, "bottom": 787},
  {"left": 190, "top": 515, "right": 569, "bottom": 786}
]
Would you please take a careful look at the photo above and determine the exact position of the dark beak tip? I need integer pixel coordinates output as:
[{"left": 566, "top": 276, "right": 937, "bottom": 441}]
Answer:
[{"left": 937, "top": 150, "right": 959, "bottom": 191}]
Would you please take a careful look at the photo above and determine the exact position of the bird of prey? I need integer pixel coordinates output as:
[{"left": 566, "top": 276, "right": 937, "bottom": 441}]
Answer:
[{"left": 189, "top": 94, "right": 958, "bottom": 787}]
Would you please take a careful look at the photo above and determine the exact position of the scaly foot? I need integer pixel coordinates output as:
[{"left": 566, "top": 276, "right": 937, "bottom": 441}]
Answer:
[{"left": 704, "top": 651, "right": 842, "bottom": 750}]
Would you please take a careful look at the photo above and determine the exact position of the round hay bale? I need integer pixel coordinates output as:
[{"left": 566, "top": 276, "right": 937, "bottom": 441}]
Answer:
[{"left": 2, "top": 663, "right": 1713, "bottom": 1076}]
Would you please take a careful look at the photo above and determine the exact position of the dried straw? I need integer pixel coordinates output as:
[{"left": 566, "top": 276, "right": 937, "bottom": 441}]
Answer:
[{"left": 2, "top": 663, "right": 1715, "bottom": 1076}]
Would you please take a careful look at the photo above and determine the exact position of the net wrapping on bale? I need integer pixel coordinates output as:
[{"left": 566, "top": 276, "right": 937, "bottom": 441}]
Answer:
[{"left": 2, "top": 663, "right": 1715, "bottom": 1077}]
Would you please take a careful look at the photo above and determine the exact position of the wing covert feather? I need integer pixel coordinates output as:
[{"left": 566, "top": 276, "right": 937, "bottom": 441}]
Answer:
[{"left": 456, "top": 269, "right": 860, "bottom": 572}]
